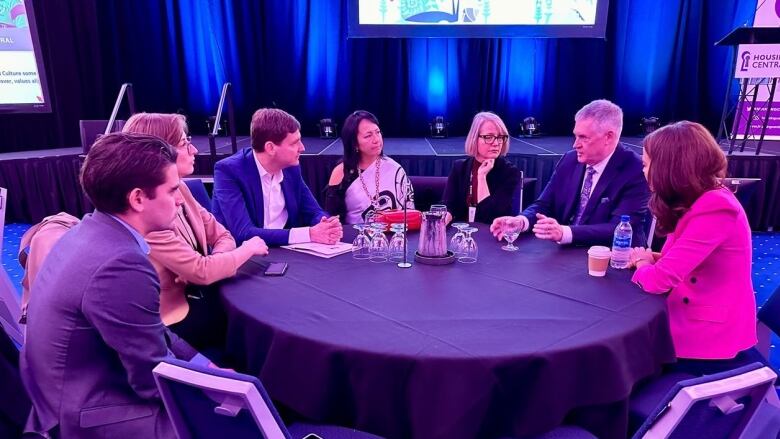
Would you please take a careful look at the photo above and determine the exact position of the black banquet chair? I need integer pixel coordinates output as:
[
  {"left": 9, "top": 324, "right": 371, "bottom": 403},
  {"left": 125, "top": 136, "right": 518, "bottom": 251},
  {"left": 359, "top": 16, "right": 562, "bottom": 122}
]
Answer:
[
  {"left": 408, "top": 175, "right": 446, "bottom": 212},
  {"left": 184, "top": 178, "right": 213, "bottom": 213},
  {"left": 629, "top": 362, "right": 780, "bottom": 438},
  {"left": 153, "top": 359, "right": 383, "bottom": 439}
]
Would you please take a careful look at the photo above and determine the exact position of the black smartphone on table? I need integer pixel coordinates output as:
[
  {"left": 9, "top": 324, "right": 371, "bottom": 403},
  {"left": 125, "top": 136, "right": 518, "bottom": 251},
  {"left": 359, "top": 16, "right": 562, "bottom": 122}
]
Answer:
[{"left": 263, "top": 262, "right": 288, "bottom": 276}]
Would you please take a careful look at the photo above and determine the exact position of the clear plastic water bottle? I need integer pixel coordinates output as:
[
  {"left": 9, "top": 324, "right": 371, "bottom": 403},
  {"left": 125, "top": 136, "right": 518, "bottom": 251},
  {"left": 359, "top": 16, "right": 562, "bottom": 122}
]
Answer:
[{"left": 610, "top": 215, "right": 632, "bottom": 269}]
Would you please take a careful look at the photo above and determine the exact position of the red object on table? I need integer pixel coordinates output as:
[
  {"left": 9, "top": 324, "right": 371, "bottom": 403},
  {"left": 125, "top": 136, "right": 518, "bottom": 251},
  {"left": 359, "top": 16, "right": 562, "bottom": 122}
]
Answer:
[{"left": 374, "top": 209, "right": 422, "bottom": 231}]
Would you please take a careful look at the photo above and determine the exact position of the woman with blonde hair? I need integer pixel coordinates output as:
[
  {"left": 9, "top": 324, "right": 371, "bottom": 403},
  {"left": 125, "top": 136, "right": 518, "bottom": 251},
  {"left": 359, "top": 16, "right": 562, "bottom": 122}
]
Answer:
[
  {"left": 123, "top": 113, "right": 268, "bottom": 350},
  {"left": 630, "top": 120, "right": 761, "bottom": 375},
  {"left": 442, "top": 111, "right": 520, "bottom": 223}
]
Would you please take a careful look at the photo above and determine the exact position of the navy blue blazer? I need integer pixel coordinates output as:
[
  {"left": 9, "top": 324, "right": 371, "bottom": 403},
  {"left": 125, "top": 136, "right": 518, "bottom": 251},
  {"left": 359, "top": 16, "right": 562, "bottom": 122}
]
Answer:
[
  {"left": 212, "top": 147, "right": 327, "bottom": 246},
  {"left": 522, "top": 144, "right": 650, "bottom": 247},
  {"left": 21, "top": 211, "right": 196, "bottom": 439}
]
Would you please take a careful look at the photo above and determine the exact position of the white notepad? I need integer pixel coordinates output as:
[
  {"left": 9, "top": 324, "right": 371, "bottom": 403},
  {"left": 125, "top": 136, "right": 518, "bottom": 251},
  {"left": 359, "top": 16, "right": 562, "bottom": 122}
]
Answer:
[{"left": 281, "top": 242, "right": 352, "bottom": 258}]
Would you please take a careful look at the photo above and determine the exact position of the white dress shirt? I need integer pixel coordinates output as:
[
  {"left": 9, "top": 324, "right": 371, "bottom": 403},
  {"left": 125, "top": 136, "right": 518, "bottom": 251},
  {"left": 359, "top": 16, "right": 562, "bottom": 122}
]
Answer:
[
  {"left": 519, "top": 149, "right": 616, "bottom": 244},
  {"left": 254, "top": 154, "right": 310, "bottom": 244}
]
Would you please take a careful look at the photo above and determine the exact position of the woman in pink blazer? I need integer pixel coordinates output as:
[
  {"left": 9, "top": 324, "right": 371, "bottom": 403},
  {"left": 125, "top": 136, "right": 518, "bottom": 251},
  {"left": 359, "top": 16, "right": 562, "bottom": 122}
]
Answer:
[
  {"left": 630, "top": 121, "right": 761, "bottom": 375},
  {"left": 123, "top": 113, "right": 268, "bottom": 349}
]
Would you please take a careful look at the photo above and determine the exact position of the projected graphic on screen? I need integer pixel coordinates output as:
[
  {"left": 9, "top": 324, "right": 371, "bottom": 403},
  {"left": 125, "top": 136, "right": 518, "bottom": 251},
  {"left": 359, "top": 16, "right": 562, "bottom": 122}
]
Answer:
[
  {"left": 359, "top": 0, "right": 598, "bottom": 26},
  {"left": 349, "top": 0, "right": 607, "bottom": 38},
  {"left": 0, "top": 0, "right": 49, "bottom": 112}
]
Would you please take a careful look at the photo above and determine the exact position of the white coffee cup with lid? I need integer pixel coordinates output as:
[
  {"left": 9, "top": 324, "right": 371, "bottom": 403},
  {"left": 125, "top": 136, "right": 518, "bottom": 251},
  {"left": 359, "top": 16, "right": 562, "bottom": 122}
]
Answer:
[{"left": 587, "top": 246, "right": 612, "bottom": 277}]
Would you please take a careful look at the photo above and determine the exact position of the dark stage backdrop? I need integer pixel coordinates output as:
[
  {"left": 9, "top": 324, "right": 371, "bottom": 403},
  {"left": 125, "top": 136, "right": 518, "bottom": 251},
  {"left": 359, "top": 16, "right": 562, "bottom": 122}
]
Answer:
[{"left": 0, "top": 0, "right": 758, "bottom": 152}]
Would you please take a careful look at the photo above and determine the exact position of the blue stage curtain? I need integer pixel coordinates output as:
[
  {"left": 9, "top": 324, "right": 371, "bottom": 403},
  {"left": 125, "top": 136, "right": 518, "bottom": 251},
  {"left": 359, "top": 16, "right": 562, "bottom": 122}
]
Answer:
[{"left": 0, "top": 0, "right": 758, "bottom": 152}]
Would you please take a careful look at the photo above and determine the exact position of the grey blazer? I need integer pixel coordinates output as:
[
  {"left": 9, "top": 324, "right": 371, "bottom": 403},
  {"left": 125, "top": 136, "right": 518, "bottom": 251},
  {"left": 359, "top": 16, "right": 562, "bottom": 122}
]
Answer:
[{"left": 21, "top": 211, "right": 198, "bottom": 439}]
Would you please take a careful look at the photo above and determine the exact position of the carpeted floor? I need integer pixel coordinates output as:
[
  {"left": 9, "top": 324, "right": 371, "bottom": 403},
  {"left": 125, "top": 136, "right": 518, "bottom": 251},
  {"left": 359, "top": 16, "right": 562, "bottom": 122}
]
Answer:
[
  {"left": 2, "top": 223, "right": 30, "bottom": 295},
  {"left": 3, "top": 223, "right": 780, "bottom": 366}
]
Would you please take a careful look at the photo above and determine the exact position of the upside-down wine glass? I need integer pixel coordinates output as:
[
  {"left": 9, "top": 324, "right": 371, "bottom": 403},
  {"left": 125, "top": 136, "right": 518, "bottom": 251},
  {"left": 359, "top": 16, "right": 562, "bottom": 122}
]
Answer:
[
  {"left": 450, "top": 222, "right": 469, "bottom": 257},
  {"left": 388, "top": 223, "right": 407, "bottom": 263},
  {"left": 459, "top": 227, "right": 478, "bottom": 263},
  {"left": 352, "top": 224, "right": 370, "bottom": 260},
  {"left": 369, "top": 223, "right": 389, "bottom": 263}
]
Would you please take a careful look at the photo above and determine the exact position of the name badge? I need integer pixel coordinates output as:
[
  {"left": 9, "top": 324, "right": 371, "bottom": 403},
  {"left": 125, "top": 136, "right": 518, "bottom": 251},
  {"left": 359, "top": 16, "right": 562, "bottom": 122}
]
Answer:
[{"left": 468, "top": 206, "right": 476, "bottom": 223}]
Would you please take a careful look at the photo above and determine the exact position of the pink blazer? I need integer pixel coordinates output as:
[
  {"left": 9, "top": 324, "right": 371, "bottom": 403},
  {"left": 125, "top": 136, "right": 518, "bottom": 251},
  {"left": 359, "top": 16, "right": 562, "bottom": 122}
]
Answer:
[
  {"left": 632, "top": 187, "right": 757, "bottom": 359},
  {"left": 146, "top": 183, "right": 248, "bottom": 325}
]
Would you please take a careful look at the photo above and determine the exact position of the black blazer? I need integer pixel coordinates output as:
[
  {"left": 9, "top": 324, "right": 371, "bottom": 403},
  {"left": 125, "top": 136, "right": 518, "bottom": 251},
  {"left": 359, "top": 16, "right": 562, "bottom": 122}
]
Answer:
[
  {"left": 442, "top": 157, "right": 520, "bottom": 224},
  {"left": 522, "top": 144, "right": 650, "bottom": 247}
]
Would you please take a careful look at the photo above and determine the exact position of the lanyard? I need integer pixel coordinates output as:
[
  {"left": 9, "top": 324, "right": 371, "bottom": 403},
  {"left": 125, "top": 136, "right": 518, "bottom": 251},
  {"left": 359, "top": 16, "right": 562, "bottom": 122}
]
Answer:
[
  {"left": 468, "top": 162, "right": 480, "bottom": 207},
  {"left": 467, "top": 178, "right": 477, "bottom": 222}
]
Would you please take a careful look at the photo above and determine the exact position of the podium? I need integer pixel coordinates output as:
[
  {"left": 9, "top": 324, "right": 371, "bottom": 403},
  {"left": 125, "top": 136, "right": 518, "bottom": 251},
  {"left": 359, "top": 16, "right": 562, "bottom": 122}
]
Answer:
[{"left": 716, "top": 26, "right": 780, "bottom": 155}]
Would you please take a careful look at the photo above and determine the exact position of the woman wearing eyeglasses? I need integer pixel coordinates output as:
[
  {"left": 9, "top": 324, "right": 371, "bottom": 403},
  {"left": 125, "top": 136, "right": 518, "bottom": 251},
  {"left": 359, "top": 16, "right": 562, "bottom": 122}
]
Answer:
[
  {"left": 324, "top": 110, "right": 414, "bottom": 224},
  {"left": 123, "top": 113, "right": 268, "bottom": 351},
  {"left": 442, "top": 112, "right": 521, "bottom": 224}
]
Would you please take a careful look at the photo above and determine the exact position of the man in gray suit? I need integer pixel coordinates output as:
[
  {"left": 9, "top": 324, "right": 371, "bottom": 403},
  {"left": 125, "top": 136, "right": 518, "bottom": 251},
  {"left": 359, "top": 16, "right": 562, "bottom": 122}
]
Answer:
[{"left": 21, "top": 133, "right": 209, "bottom": 438}]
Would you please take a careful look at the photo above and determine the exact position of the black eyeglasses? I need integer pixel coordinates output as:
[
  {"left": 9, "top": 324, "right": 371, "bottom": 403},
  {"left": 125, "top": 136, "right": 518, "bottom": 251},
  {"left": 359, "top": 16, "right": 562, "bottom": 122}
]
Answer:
[{"left": 478, "top": 134, "right": 509, "bottom": 144}]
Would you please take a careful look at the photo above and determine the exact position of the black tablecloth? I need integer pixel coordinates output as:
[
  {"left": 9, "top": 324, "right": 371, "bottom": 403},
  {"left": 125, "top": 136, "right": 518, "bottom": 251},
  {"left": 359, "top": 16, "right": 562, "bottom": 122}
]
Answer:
[{"left": 220, "top": 227, "right": 675, "bottom": 439}]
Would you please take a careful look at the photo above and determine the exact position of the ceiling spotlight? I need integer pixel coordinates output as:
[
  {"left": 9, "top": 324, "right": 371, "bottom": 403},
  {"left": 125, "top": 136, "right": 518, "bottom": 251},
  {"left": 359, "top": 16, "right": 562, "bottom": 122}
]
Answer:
[
  {"left": 429, "top": 116, "right": 449, "bottom": 139},
  {"left": 318, "top": 118, "right": 338, "bottom": 139},
  {"left": 640, "top": 117, "right": 661, "bottom": 136}
]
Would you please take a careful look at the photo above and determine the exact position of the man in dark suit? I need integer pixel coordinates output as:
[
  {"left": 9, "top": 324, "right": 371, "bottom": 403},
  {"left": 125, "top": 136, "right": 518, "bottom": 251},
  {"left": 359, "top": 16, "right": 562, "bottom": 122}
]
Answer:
[
  {"left": 491, "top": 99, "right": 650, "bottom": 247},
  {"left": 21, "top": 133, "right": 209, "bottom": 439},
  {"left": 212, "top": 108, "right": 342, "bottom": 246}
]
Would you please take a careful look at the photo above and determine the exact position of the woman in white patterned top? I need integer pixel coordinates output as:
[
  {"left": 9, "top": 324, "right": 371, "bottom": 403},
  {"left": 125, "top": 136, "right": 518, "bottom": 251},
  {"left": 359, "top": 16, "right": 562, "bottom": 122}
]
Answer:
[{"left": 324, "top": 110, "right": 414, "bottom": 224}]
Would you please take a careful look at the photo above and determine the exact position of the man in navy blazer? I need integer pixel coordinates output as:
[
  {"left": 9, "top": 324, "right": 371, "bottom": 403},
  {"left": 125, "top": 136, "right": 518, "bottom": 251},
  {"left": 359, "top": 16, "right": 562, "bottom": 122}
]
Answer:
[
  {"left": 21, "top": 133, "right": 209, "bottom": 439},
  {"left": 491, "top": 100, "right": 650, "bottom": 247},
  {"left": 212, "top": 108, "right": 342, "bottom": 247}
]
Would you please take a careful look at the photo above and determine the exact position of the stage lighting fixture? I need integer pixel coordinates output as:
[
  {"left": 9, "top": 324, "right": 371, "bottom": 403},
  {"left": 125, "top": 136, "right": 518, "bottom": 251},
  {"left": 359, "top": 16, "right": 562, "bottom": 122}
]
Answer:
[
  {"left": 318, "top": 118, "right": 338, "bottom": 139},
  {"left": 429, "top": 116, "right": 449, "bottom": 138},
  {"left": 520, "top": 117, "right": 540, "bottom": 137},
  {"left": 640, "top": 117, "right": 660, "bottom": 136}
]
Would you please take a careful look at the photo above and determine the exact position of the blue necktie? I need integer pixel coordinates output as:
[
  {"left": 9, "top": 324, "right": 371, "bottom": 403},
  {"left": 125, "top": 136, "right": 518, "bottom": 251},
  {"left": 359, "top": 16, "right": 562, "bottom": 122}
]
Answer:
[{"left": 573, "top": 166, "right": 596, "bottom": 225}]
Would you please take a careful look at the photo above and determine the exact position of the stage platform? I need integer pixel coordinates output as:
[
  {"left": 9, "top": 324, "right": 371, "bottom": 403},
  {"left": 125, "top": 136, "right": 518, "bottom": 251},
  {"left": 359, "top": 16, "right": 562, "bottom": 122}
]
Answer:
[{"left": 1, "top": 136, "right": 778, "bottom": 230}]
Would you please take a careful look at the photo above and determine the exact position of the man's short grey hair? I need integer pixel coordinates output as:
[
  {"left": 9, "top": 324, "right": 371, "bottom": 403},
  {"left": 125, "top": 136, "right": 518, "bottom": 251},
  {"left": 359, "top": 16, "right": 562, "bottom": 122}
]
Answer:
[{"left": 575, "top": 99, "right": 623, "bottom": 138}]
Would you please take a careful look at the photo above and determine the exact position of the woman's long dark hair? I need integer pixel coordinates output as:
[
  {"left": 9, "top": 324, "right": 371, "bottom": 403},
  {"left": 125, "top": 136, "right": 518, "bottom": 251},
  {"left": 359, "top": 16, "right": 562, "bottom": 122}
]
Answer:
[
  {"left": 339, "top": 110, "right": 382, "bottom": 189},
  {"left": 643, "top": 121, "right": 727, "bottom": 236}
]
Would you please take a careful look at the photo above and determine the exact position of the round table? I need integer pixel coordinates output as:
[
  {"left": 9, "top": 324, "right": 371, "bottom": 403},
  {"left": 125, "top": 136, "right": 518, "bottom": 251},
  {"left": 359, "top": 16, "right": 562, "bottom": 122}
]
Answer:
[{"left": 220, "top": 226, "right": 674, "bottom": 439}]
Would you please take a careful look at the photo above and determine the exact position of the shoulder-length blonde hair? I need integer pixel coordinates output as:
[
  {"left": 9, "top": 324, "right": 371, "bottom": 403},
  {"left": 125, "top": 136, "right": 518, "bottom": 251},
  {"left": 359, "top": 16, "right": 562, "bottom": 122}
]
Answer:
[
  {"left": 643, "top": 121, "right": 727, "bottom": 236},
  {"left": 122, "top": 113, "right": 187, "bottom": 147},
  {"left": 464, "top": 112, "right": 510, "bottom": 157}
]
